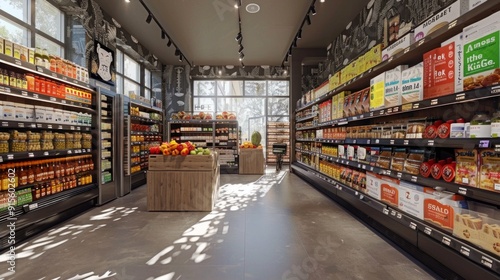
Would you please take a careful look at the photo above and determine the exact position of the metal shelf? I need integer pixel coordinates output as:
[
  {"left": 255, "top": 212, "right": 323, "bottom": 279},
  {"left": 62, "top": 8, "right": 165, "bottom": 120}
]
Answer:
[
  {"left": 0, "top": 120, "right": 91, "bottom": 131},
  {"left": 0, "top": 148, "right": 92, "bottom": 163}
]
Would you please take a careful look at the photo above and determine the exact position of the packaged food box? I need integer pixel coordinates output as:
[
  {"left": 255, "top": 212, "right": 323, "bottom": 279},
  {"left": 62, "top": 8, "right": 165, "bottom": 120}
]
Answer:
[
  {"left": 329, "top": 71, "right": 340, "bottom": 91},
  {"left": 331, "top": 95, "right": 337, "bottom": 120},
  {"left": 365, "top": 44, "right": 383, "bottom": 71},
  {"left": 337, "top": 91, "right": 349, "bottom": 118},
  {"left": 343, "top": 94, "right": 352, "bottom": 118},
  {"left": 349, "top": 91, "right": 359, "bottom": 117},
  {"left": 414, "top": 1, "right": 462, "bottom": 42},
  {"left": 455, "top": 149, "right": 479, "bottom": 188},
  {"left": 365, "top": 172, "right": 382, "bottom": 200},
  {"left": 3, "top": 101, "right": 15, "bottom": 120},
  {"left": 370, "top": 72, "right": 386, "bottom": 111},
  {"left": 442, "top": 33, "right": 464, "bottom": 93},
  {"left": 375, "top": 147, "right": 392, "bottom": 169},
  {"left": 398, "top": 181, "right": 428, "bottom": 219},
  {"left": 359, "top": 87, "right": 370, "bottom": 114},
  {"left": 3, "top": 39, "right": 12, "bottom": 57},
  {"left": 384, "top": 65, "right": 408, "bottom": 107},
  {"left": 0, "top": 37, "right": 3, "bottom": 55},
  {"left": 380, "top": 175, "right": 400, "bottom": 208},
  {"left": 347, "top": 145, "right": 356, "bottom": 161},
  {"left": 424, "top": 187, "right": 467, "bottom": 231},
  {"left": 479, "top": 149, "right": 500, "bottom": 192},
  {"left": 462, "top": 10, "right": 500, "bottom": 91},
  {"left": 401, "top": 63, "right": 424, "bottom": 104},
  {"left": 423, "top": 42, "right": 456, "bottom": 99},
  {"left": 391, "top": 148, "right": 407, "bottom": 172},
  {"left": 469, "top": 0, "right": 487, "bottom": 10},
  {"left": 404, "top": 149, "right": 427, "bottom": 175},
  {"left": 351, "top": 170, "right": 360, "bottom": 190},
  {"left": 382, "top": 33, "right": 414, "bottom": 61},
  {"left": 369, "top": 147, "right": 381, "bottom": 166}
]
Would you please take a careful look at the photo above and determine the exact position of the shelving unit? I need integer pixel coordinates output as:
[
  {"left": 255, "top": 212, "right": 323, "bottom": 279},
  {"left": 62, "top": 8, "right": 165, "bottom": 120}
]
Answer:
[
  {"left": 292, "top": 2, "right": 500, "bottom": 279},
  {"left": 168, "top": 120, "right": 239, "bottom": 173},
  {"left": 0, "top": 53, "right": 98, "bottom": 250},
  {"left": 129, "top": 101, "right": 163, "bottom": 188},
  {"left": 266, "top": 121, "right": 290, "bottom": 164}
]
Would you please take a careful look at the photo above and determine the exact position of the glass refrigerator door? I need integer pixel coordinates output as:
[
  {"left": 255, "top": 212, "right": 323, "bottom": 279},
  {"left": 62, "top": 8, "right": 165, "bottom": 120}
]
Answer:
[{"left": 97, "top": 88, "right": 118, "bottom": 204}]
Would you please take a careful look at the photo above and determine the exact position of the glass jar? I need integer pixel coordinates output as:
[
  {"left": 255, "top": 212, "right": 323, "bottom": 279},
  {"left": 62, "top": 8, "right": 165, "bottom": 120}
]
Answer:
[{"left": 470, "top": 112, "right": 491, "bottom": 138}]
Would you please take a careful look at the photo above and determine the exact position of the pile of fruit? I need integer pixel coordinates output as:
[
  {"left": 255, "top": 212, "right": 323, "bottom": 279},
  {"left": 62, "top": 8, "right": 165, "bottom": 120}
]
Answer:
[
  {"left": 149, "top": 140, "right": 212, "bottom": 156},
  {"left": 170, "top": 111, "right": 213, "bottom": 120},
  {"left": 215, "top": 111, "right": 236, "bottom": 120},
  {"left": 240, "top": 131, "right": 262, "bottom": 149}
]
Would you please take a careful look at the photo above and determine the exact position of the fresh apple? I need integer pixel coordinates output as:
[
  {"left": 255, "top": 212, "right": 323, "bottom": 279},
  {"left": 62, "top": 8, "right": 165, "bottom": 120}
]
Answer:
[
  {"left": 190, "top": 150, "right": 197, "bottom": 155},
  {"left": 203, "top": 149, "right": 211, "bottom": 155},
  {"left": 181, "top": 148, "right": 189, "bottom": 156}
]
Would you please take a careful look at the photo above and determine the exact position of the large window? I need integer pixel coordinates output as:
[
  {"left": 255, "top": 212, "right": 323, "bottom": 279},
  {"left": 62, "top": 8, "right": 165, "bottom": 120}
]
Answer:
[
  {"left": 0, "top": 0, "right": 65, "bottom": 57},
  {"left": 193, "top": 80, "right": 289, "bottom": 144}
]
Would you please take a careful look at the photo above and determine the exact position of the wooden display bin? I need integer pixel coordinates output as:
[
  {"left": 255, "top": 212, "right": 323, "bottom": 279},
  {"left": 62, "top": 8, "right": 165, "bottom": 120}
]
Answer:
[
  {"left": 239, "top": 148, "right": 265, "bottom": 175},
  {"left": 147, "top": 153, "right": 220, "bottom": 211}
]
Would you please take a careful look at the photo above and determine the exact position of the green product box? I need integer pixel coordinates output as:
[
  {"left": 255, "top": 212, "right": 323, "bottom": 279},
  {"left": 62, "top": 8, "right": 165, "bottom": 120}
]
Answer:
[
  {"left": 16, "top": 188, "right": 32, "bottom": 206},
  {"left": 463, "top": 31, "right": 500, "bottom": 90}
]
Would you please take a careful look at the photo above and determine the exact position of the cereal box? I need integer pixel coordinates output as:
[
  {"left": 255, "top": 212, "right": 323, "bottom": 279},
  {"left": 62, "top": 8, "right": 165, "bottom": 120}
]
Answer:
[
  {"left": 479, "top": 149, "right": 500, "bottom": 192},
  {"left": 455, "top": 149, "right": 479, "bottom": 188},
  {"left": 469, "top": 0, "right": 487, "bottom": 11},
  {"left": 331, "top": 95, "right": 338, "bottom": 120},
  {"left": 398, "top": 181, "right": 428, "bottom": 219},
  {"left": 462, "top": 10, "right": 500, "bottom": 91},
  {"left": 350, "top": 91, "right": 361, "bottom": 117},
  {"left": 442, "top": 33, "right": 464, "bottom": 93},
  {"left": 329, "top": 71, "right": 341, "bottom": 91},
  {"left": 0, "top": 37, "right": 3, "bottom": 55},
  {"left": 337, "top": 91, "right": 349, "bottom": 118},
  {"left": 380, "top": 175, "right": 400, "bottom": 208},
  {"left": 401, "top": 63, "right": 424, "bottom": 104},
  {"left": 365, "top": 44, "right": 383, "bottom": 71},
  {"left": 343, "top": 94, "right": 352, "bottom": 117},
  {"left": 423, "top": 43, "right": 456, "bottom": 99},
  {"left": 424, "top": 188, "right": 467, "bottom": 231},
  {"left": 382, "top": 33, "right": 414, "bottom": 61},
  {"left": 370, "top": 72, "right": 386, "bottom": 110},
  {"left": 384, "top": 65, "right": 408, "bottom": 107},
  {"left": 414, "top": 1, "right": 462, "bottom": 42},
  {"left": 365, "top": 172, "right": 382, "bottom": 200}
]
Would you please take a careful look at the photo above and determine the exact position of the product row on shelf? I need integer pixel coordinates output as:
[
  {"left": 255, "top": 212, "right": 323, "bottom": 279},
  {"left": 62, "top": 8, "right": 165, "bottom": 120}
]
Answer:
[{"left": 267, "top": 121, "right": 290, "bottom": 163}]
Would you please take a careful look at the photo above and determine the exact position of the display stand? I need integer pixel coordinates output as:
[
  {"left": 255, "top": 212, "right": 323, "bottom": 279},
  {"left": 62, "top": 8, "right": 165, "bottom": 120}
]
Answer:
[
  {"left": 147, "top": 153, "right": 220, "bottom": 211},
  {"left": 239, "top": 149, "right": 265, "bottom": 174}
]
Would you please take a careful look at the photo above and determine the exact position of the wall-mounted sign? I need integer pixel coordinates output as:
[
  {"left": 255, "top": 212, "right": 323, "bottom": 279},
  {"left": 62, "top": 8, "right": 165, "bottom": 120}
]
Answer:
[{"left": 90, "top": 41, "right": 115, "bottom": 85}]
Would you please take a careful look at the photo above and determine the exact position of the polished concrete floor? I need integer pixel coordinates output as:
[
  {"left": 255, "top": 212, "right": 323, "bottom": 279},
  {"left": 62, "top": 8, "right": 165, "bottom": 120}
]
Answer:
[{"left": 0, "top": 168, "right": 440, "bottom": 280}]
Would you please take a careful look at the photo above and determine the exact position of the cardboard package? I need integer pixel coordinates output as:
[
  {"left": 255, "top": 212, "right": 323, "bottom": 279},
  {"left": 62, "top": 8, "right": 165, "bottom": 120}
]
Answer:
[
  {"left": 382, "top": 33, "right": 414, "bottom": 61},
  {"left": 424, "top": 188, "right": 467, "bottom": 231},
  {"left": 479, "top": 149, "right": 500, "bottom": 192},
  {"left": 455, "top": 149, "right": 479, "bottom": 188},
  {"left": 384, "top": 65, "right": 409, "bottom": 107},
  {"left": 365, "top": 44, "right": 383, "bottom": 71},
  {"left": 414, "top": 1, "right": 462, "bottom": 42},
  {"left": 370, "top": 72, "right": 386, "bottom": 111},
  {"left": 380, "top": 175, "right": 400, "bottom": 208},
  {"left": 462, "top": 10, "right": 500, "bottom": 91},
  {"left": 423, "top": 42, "right": 456, "bottom": 99},
  {"left": 401, "top": 63, "right": 424, "bottom": 104},
  {"left": 329, "top": 71, "right": 341, "bottom": 91},
  {"left": 442, "top": 33, "right": 464, "bottom": 93},
  {"left": 365, "top": 172, "right": 382, "bottom": 200},
  {"left": 398, "top": 181, "right": 428, "bottom": 219}
]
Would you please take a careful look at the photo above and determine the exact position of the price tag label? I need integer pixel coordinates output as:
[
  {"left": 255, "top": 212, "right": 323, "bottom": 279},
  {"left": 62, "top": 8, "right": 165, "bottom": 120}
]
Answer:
[
  {"left": 388, "top": 57, "right": 394, "bottom": 63},
  {"left": 68, "top": 150, "right": 72, "bottom": 154},
  {"left": 410, "top": 222, "right": 417, "bottom": 230},
  {"left": 431, "top": 99, "right": 438, "bottom": 106},
  {"left": 383, "top": 208, "right": 389, "bottom": 215},
  {"left": 1, "top": 122, "right": 7, "bottom": 127},
  {"left": 390, "top": 210, "right": 396, "bottom": 216},
  {"left": 428, "top": 140, "right": 434, "bottom": 146},
  {"left": 491, "top": 86, "right": 500, "bottom": 94},
  {"left": 61, "top": 100, "right": 66, "bottom": 104},
  {"left": 369, "top": 112, "right": 374, "bottom": 117},
  {"left": 448, "top": 19, "right": 457, "bottom": 29},
  {"left": 481, "top": 256, "right": 493, "bottom": 268},
  {"left": 357, "top": 164, "right": 361, "bottom": 168},
  {"left": 442, "top": 236, "right": 451, "bottom": 246},
  {"left": 15, "top": 59, "right": 22, "bottom": 66},
  {"left": 386, "top": 108, "right": 393, "bottom": 114},
  {"left": 411, "top": 176, "right": 418, "bottom": 183},
  {"left": 50, "top": 97, "right": 56, "bottom": 102},
  {"left": 370, "top": 166, "right": 374, "bottom": 172},
  {"left": 456, "top": 93, "right": 465, "bottom": 101},
  {"left": 460, "top": 246, "right": 470, "bottom": 257},
  {"left": 30, "top": 123, "right": 36, "bottom": 128},
  {"left": 29, "top": 203, "right": 38, "bottom": 211},
  {"left": 346, "top": 161, "right": 350, "bottom": 165},
  {"left": 18, "top": 123, "right": 24, "bottom": 128},
  {"left": 33, "top": 93, "right": 39, "bottom": 99},
  {"left": 404, "top": 140, "right": 409, "bottom": 145},
  {"left": 57, "top": 125, "right": 62, "bottom": 130},
  {"left": 397, "top": 172, "right": 402, "bottom": 178},
  {"left": 43, "top": 151, "right": 49, "bottom": 156},
  {"left": 385, "top": 170, "right": 392, "bottom": 176},
  {"left": 413, "top": 103, "right": 420, "bottom": 109},
  {"left": 418, "top": 39, "right": 425, "bottom": 46},
  {"left": 7, "top": 154, "right": 14, "bottom": 160},
  {"left": 379, "top": 110, "right": 385, "bottom": 116},
  {"left": 424, "top": 227, "right": 432, "bottom": 235},
  {"left": 404, "top": 47, "right": 410, "bottom": 54},
  {"left": 366, "top": 139, "right": 370, "bottom": 144},
  {"left": 393, "top": 107, "right": 399, "bottom": 113},
  {"left": 352, "top": 116, "right": 358, "bottom": 120},
  {"left": 355, "top": 191, "right": 359, "bottom": 196},
  {"left": 37, "top": 123, "right": 42, "bottom": 128},
  {"left": 362, "top": 165, "right": 366, "bottom": 170},
  {"left": 37, "top": 66, "right": 44, "bottom": 73},
  {"left": 47, "top": 124, "right": 52, "bottom": 129},
  {"left": 396, "top": 213, "right": 402, "bottom": 219},
  {"left": 458, "top": 187, "right": 467, "bottom": 196},
  {"left": 52, "top": 73, "right": 58, "bottom": 78},
  {"left": 0, "top": 156, "right": 3, "bottom": 163},
  {"left": 338, "top": 186, "right": 342, "bottom": 191},
  {"left": 70, "top": 126, "right": 75, "bottom": 130},
  {"left": 375, "top": 139, "right": 380, "bottom": 144},
  {"left": 390, "top": 140, "right": 395, "bottom": 145},
  {"left": 28, "top": 153, "right": 34, "bottom": 158},
  {"left": 21, "top": 91, "right": 28, "bottom": 96}
]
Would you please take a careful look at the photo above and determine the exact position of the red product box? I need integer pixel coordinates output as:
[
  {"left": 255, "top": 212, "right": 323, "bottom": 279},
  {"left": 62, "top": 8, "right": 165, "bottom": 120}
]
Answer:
[{"left": 423, "top": 42, "right": 456, "bottom": 99}]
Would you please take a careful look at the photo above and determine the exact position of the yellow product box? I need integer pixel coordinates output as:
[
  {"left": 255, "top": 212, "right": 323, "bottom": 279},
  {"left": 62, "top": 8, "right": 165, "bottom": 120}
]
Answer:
[
  {"left": 370, "top": 72, "right": 385, "bottom": 111},
  {"left": 13, "top": 43, "right": 21, "bottom": 60},
  {"left": 455, "top": 149, "right": 479, "bottom": 188},
  {"left": 329, "top": 71, "right": 341, "bottom": 91},
  {"left": 332, "top": 95, "right": 338, "bottom": 120},
  {"left": 28, "top": 48, "right": 35, "bottom": 64},
  {"left": 365, "top": 44, "right": 383, "bottom": 71},
  {"left": 348, "top": 61, "right": 357, "bottom": 81},
  {"left": 4, "top": 39, "right": 13, "bottom": 57},
  {"left": 0, "top": 37, "right": 3, "bottom": 55},
  {"left": 337, "top": 91, "right": 349, "bottom": 118},
  {"left": 479, "top": 149, "right": 500, "bottom": 192},
  {"left": 357, "top": 55, "right": 366, "bottom": 76}
]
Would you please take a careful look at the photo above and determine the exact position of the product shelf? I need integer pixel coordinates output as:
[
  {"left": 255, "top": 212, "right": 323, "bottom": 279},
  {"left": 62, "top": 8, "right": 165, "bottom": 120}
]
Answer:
[
  {"left": 130, "top": 115, "right": 162, "bottom": 124},
  {"left": 0, "top": 120, "right": 91, "bottom": 132},
  {"left": 315, "top": 137, "right": 499, "bottom": 149},
  {"left": 296, "top": 114, "right": 317, "bottom": 122},
  {"left": 129, "top": 100, "right": 163, "bottom": 113},
  {"left": 0, "top": 148, "right": 92, "bottom": 163}
]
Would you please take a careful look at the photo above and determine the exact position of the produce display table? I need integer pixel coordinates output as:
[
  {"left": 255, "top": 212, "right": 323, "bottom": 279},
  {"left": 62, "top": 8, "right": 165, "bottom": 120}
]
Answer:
[
  {"left": 147, "top": 153, "right": 220, "bottom": 211},
  {"left": 239, "top": 148, "right": 265, "bottom": 175}
]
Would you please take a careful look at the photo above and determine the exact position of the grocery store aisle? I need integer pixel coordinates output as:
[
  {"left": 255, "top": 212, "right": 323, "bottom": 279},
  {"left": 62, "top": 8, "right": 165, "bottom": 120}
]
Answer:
[{"left": 0, "top": 168, "right": 439, "bottom": 280}]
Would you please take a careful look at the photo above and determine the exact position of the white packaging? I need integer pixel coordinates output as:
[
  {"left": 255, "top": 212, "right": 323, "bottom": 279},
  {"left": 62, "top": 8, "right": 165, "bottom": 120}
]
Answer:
[
  {"left": 442, "top": 33, "right": 463, "bottom": 93},
  {"left": 365, "top": 172, "right": 382, "bottom": 200},
  {"left": 338, "top": 145, "right": 345, "bottom": 159},
  {"left": 70, "top": 112, "right": 78, "bottom": 125},
  {"left": 469, "top": 0, "right": 487, "bottom": 10},
  {"left": 414, "top": 1, "right": 462, "bottom": 41},
  {"left": 0, "top": 101, "right": 3, "bottom": 119},
  {"left": 450, "top": 122, "right": 466, "bottom": 138},
  {"left": 370, "top": 72, "right": 386, "bottom": 110},
  {"left": 316, "top": 129, "right": 323, "bottom": 139},
  {"left": 465, "top": 122, "right": 470, "bottom": 138},
  {"left": 3, "top": 102, "right": 16, "bottom": 120},
  {"left": 14, "top": 104, "right": 26, "bottom": 121},
  {"left": 24, "top": 105, "right": 34, "bottom": 122},
  {"left": 63, "top": 111, "right": 71, "bottom": 124},
  {"left": 398, "top": 181, "right": 426, "bottom": 219},
  {"left": 44, "top": 108, "right": 54, "bottom": 123},
  {"left": 53, "top": 109, "right": 63, "bottom": 124},
  {"left": 34, "top": 106, "right": 46, "bottom": 123},
  {"left": 384, "top": 65, "right": 408, "bottom": 107},
  {"left": 470, "top": 123, "right": 491, "bottom": 138},
  {"left": 382, "top": 33, "right": 414, "bottom": 61},
  {"left": 401, "top": 63, "right": 424, "bottom": 104},
  {"left": 347, "top": 145, "right": 355, "bottom": 161}
]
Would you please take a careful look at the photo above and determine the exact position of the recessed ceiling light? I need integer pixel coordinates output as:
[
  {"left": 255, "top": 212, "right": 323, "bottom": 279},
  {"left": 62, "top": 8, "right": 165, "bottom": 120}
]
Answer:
[{"left": 246, "top": 3, "right": 260, "bottom": 13}]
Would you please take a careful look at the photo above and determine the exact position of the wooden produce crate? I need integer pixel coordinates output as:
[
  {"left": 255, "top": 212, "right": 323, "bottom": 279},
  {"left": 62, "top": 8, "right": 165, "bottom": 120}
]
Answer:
[
  {"left": 147, "top": 153, "right": 220, "bottom": 211},
  {"left": 239, "top": 148, "right": 265, "bottom": 175}
]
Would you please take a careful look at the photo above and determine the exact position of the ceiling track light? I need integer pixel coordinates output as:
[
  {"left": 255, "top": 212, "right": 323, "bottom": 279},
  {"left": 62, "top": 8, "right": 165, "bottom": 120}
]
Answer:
[
  {"left": 297, "top": 29, "right": 302, "bottom": 39},
  {"left": 161, "top": 31, "right": 165, "bottom": 39},
  {"left": 293, "top": 38, "right": 297, "bottom": 47},
  {"left": 238, "top": 45, "right": 244, "bottom": 53},
  {"left": 320, "top": 0, "right": 325, "bottom": 2},
  {"left": 306, "top": 14, "right": 311, "bottom": 25},
  {"left": 175, "top": 49, "right": 180, "bottom": 56},
  {"left": 288, "top": 48, "right": 292, "bottom": 56},
  {"left": 146, "top": 13, "right": 152, "bottom": 24},
  {"left": 310, "top": 5, "right": 316, "bottom": 15},
  {"left": 167, "top": 39, "right": 172, "bottom": 47},
  {"left": 239, "top": 53, "right": 244, "bottom": 60},
  {"left": 179, "top": 55, "right": 183, "bottom": 62},
  {"left": 235, "top": 32, "right": 242, "bottom": 42},
  {"left": 241, "top": 62, "right": 245, "bottom": 68}
]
